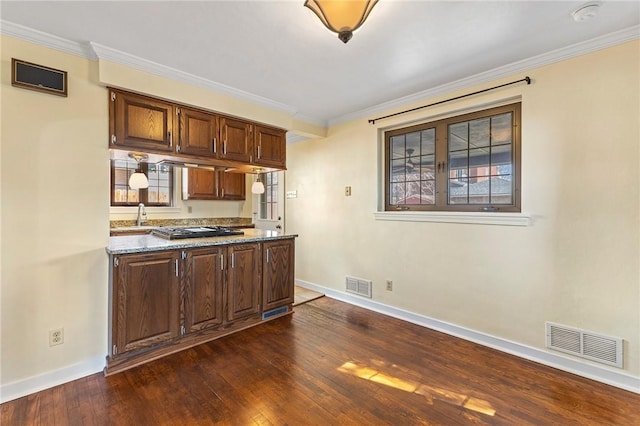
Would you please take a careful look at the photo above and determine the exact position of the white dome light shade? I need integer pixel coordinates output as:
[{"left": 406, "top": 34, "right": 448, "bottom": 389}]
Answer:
[
  {"left": 129, "top": 171, "right": 149, "bottom": 189},
  {"left": 251, "top": 181, "right": 265, "bottom": 194}
]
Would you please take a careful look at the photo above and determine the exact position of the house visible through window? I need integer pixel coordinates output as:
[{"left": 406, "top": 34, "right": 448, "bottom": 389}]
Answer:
[
  {"left": 260, "top": 172, "right": 278, "bottom": 220},
  {"left": 385, "top": 103, "right": 521, "bottom": 212},
  {"left": 111, "top": 160, "right": 173, "bottom": 207}
]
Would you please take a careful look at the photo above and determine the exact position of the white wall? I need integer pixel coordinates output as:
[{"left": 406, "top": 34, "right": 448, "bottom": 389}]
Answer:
[{"left": 287, "top": 41, "right": 640, "bottom": 381}]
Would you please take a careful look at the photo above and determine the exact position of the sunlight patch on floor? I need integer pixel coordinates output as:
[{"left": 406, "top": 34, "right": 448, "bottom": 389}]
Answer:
[{"left": 337, "top": 361, "right": 496, "bottom": 417}]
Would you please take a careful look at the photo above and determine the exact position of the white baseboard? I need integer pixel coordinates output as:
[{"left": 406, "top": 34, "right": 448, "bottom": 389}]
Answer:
[
  {"left": 296, "top": 279, "right": 640, "bottom": 395},
  {"left": 1, "top": 356, "right": 105, "bottom": 403}
]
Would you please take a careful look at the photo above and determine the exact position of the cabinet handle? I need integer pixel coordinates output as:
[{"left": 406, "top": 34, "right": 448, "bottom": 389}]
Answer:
[
  {"left": 231, "top": 252, "right": 235, "bottom": 268},
  {"left": 213, "top": 138, "right": 217, "bottom": 153},
  {"left": 266, "top": 248, "right": 270, "bottom": 264},
  {"left": 221, "top": 188, "right": 225, "bottom": 198},
  {"left": 111, "top": 134, "right": 116, "bottom": 145},
  {"left": 223, "top": 140, "right": 227, "bottom": 154},
  {"left": 220, "top": 254, "right": 224, "bottom": 270},
  {"left": 169, "top": 131, "right": 173, "bottom": 147},
  {"left": 175, "top": 259, "right": 179, "bottom": 277},
  {"left": 257, "top": 145, "right": 261, "bottom": 159}
]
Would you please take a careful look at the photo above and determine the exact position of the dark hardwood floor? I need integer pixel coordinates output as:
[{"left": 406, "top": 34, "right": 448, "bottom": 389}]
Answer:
[{"left": 3, "top": 297, "right": 639, "bottom": 425}]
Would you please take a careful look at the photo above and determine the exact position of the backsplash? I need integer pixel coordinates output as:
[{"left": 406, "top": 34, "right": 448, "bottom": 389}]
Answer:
[{"left": 110, "top": 217, "right": 253, "bottom": 229}]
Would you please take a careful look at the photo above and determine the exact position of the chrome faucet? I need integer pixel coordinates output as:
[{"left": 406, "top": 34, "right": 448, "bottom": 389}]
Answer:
[{"left": 136, "top": 203, "right": 147, "bottom": 226}]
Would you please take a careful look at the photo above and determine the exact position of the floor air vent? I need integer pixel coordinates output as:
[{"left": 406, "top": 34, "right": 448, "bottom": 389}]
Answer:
[
  {"left": 345, "top": 276, "right": 372, "bottom": 298},
  {"left": 545, "top": 322, "right": 623, "bottom": 368},
  {"left": 262, "top": 306, "right": 288, "bottom": 320}
]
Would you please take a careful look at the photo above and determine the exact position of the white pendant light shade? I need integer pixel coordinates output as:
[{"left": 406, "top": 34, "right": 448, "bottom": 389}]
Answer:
[
  {"left": 251, "top": 181, "right": 265, "bottom": 194},
  {"left": 129, "top": 171, "right": 149, "bottom": 189}
]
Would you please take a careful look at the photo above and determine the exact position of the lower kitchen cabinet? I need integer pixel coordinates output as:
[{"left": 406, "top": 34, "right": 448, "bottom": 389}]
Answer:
[
  {"left": 262, "top": 239, "right": 295, "bottom": 311},
  {"left": 107, "top": 237, "right": 295, "bottom": 375},
  {"left": 184, "top": 247, "right": 224, "bottom": 333},
  {"left": 226, "top": 243, "right": 262, "bottom": 322},
  {"left": 111, "top": 251, "right": 181, "bottom": 356}
]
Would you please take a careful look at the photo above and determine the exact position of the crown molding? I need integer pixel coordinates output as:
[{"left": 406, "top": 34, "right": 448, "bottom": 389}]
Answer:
[
  {"left": 330, "top": 24, "right": 640, "bottom": 127},
  {"left": 0, "top": 20, "right": 97, "bottom": 59},
  {"left": 89, "top": 42, "right": 298, "bottom": 116},
  {"left": 0, "top": 20, "right": 301, "bottom": 118}
]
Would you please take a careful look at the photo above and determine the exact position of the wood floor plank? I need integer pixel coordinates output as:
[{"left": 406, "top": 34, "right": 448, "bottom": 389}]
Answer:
[{"left": 2, "top": 297, "right": 639, "bottom": 425}]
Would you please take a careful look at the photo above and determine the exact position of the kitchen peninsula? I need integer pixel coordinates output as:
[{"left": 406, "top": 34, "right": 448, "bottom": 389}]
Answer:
[{"left": 105, "top": 228, "right": 296, "bottom": 375}]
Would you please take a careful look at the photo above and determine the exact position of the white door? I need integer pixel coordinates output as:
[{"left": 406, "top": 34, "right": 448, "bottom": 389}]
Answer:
[{"left": 254, "top": 171, "right": 285, "bottom": 232}]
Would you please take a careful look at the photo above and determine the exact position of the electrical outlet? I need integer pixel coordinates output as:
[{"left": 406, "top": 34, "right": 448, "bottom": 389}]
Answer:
[
  {"left": 386, "top": 280, "right": 393, "bottom": 291},
  {"left": 187, "top": 206, "right": 193, "bottom": 213},
  {"left": 49, "top": 328, "right": 64, "bottom": 346},
  {"left": 345, "top": 186, "right": 352, "bottom": 196}
]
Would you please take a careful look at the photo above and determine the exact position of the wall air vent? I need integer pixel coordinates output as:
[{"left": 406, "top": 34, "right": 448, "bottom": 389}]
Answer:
[
  {"left": 345, "top": 276, "right": 372, "bottom": 298},
  {"left": 545, "top": 322, "right": 623, "bottom": 368}
]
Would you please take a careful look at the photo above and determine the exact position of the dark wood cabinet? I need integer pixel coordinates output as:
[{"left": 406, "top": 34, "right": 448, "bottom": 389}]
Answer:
[
  {"left": 219, "top": 117, "right": 253, "bottom": 163},
  {"left": 111, "top": 251, "right": 180, "bottom": 356},
  {"left": 254, "top": 125, "right": 286, "bottom": 168},
  {"left": 185, "top": 169, "right": 245, "bottom": 200},
  {"left": 107, "top": 238, "right": 294, "bottom": 375},
  {"left": 184, "top": 247, "right": 224, "bottom": 333},
  {"left": 109, "top": 90, "right": 175, "bottom": 152},
  {"left": 226, "top": 243, "right": 262, "bottom": 322},
  {"left": 177, "top": 107, "right": 217, "bottom": 157},
  {"left": 262, "top": 239, "right": 295, "bottom": 311}
]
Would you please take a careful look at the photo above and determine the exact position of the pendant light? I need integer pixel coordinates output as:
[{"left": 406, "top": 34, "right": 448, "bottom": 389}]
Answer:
[
  {"left": 304, "top": 0, "right": 379, "bottom": 43},
  {"left": 128, "top": 152, "right": 149, "bottom": 189},
  {"left": 251, "top": 168, "right": 265, "bottom": 194}
]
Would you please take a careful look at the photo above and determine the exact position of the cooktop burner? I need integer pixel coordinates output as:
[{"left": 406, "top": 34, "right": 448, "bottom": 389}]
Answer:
[{"left": 152, "top": 226, "right": 244, "bottom": 240}]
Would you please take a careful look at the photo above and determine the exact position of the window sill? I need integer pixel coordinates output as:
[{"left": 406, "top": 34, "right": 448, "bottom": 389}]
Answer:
[
  {"left": 374, "top": 211, "right": 531, "bottom": 226},
  {"left": 110, "top": 206, "right": 182, "bottom": 214}
]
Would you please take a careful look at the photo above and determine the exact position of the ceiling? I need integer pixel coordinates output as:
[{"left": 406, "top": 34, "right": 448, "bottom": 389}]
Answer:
[{"left": 1, "top": 1, "right": 639, "bottom": 129}]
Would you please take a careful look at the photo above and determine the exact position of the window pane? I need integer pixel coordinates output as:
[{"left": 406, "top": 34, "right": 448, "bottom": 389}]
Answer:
[
  {"left": 449, "top": 150, "right": 468, "bottom": 174},
  {"left": 391, "top": 135, "right": 405, "bottom": 159},
  {"left": 491, "top": 113, "right": 512, "bottom": 145},
  {"left": 390, "top": 159, "right": 406, "bottom": 182},
  {"left": 469, "top": 148, "right": 490, "bottom": 169},
  {"left": 420, "top": 180, "right": 435, "bottom": 204},
  {"left": 448, "top": 178, "right": 468, "bottom": 204},
  {"left": 390, "top": 182, "right": 406, "bottom": 205},
  {"left": 448, "top": 122, "right": 468, "bottom": 151},
  {"left": 128, "top": 189, "right": 139, "bottom": 203},
  {"left": 495, "top": 164, "right": 512, "bottom": 176},
  {"left": 491, "top": 144, "right": 512, "bottom": 167},
  {"left": 470, "top": 118, "right": 490, "bottom": 148},
  {"left": 490, "top": 176, "right": 512, "bottom": 204},
  {"left": 148, "top": 190, "right": 158, "bottom": 203},
  {"left": 421, "top": 129, "right": 435, "bottom": 155},
  {"left": 406, "top": 132, "right": 420, "bottom": 158},
  {"left": 419, "top": 155, "right": 435, "bottom": 179}
]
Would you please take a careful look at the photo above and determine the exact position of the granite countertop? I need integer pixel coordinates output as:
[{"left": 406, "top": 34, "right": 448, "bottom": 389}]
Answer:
[{"left": 107, "top": 228, "right": 297, "bottom": 255}]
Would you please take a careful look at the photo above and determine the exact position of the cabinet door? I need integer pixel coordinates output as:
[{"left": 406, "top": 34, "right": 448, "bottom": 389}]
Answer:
[
  {"left": 219, "top": 172, "right": 246, "bottom": 200},
  {"left": 186, "top": 169, "right": 219, "bottom": 200},
  {"left": 262, "top": 239, "right": 295, "bottom": 311},
  {"left": 254, "top": 125, "right": 286, "bottom": 168},
  {"left": 219, "top": 117, "right": 253, "bottom": 162},
  {"left": 110, "top": 89, "right": 174, "bottom": 152},
  {"left": 226, "top": 243, "right": 261, "bottom": 322},
  {"left": 185, "top": 247, "right": 224, "bottom": 333},
  {"left": 112, "top": 251, "right": 180, "bottom": 355},
  {"left": 178, "top": 107, "right": 218, "bottom": 157}
]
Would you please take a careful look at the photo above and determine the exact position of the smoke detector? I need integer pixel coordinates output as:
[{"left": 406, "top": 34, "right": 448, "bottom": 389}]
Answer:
[{"left": 571, "top": 2, "right": 601, "bottom": 22}]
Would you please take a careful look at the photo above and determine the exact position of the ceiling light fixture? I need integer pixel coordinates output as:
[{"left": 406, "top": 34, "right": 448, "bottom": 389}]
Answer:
[
  {"left": 304, "top": 0, "right": 379, "bottom": 43},
  {"left": 128, "top": 152, "right": 149, "bottom": 190},
  {"left": 571, "top": 2, "right": 601, "bottom": 22}
]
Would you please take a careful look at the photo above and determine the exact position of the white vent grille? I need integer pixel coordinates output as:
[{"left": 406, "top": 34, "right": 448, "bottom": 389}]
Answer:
[
  {"left": 345, "top": 276, "right": 372, "bottom": 298},
  {"left": 546, "top": 322, "right": 623, "bottom": 368}
]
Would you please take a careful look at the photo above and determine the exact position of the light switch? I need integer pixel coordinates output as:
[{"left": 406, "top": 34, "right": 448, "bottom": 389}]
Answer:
[{"left": 345, "top": 186, "right": 352, "bottom": 196}]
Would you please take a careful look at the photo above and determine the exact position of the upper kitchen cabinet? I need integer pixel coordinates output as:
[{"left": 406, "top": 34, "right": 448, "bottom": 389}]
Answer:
[
  {"left": 184, "top": 169, "right": 246, "bottom": 201},
  {"left": 177, "top": 107, "right": 218, "bottom": 157},
  {"left": 109, "top": 89, "right": 175, "bottom": 152},
  {"left": 254, "top": 125, "right": 286, "bottom": 168},
  {"left": 219, "top": 117, "right": 253, "bottom": 163}
]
